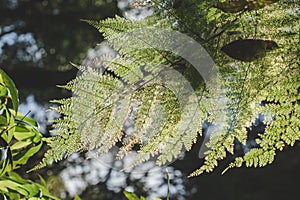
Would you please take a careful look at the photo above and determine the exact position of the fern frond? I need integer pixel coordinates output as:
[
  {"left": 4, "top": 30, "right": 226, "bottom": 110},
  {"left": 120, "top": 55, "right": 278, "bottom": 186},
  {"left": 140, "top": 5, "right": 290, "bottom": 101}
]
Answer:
[{"left": 38, "top": 0, "right": 299, "bottom": 177}]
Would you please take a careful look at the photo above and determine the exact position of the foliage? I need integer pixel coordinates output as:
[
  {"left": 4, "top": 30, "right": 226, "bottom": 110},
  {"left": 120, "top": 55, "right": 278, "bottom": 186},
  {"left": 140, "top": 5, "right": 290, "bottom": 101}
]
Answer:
[
  {"left": 0, "top": 0, "right": 119, "bottom": 70},
  {"left": 38, "top": 0, "right": 299, "bottom": 178},
  {"left": 0, "top": 69, "right": 58, "bottom": 199},
  {"left": 124, "top": 191, "right": 147, "bottom": 200},
  {"left": 124, "top": 191, "right": 162, "bottom": 200}
]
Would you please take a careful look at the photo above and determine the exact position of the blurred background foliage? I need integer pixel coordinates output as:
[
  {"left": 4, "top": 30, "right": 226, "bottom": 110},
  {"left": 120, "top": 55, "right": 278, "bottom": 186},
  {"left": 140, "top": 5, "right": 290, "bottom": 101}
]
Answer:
[
  {"left": 0, "top": 0, "right": 120, "bottom": 102},
  {"left": 0, "top": 0, "right": 300, "bottom": 200},
  {"left": 0, "top": 0, "right": 119, "bottom": 71}
]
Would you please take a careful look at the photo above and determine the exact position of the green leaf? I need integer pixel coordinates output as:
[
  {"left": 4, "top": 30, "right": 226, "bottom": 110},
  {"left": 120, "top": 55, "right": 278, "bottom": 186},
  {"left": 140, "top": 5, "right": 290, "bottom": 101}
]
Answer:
[
  {"left": 3, "top": 109, "right": 15, "bottom": 143},
  {"left": 7, "top": 147, "right": 13, "bottom": 169},
  {"left": 39, "top": 186, "right": 60, "bottom": 199},
  {"left": 21, "top": 184, "right": 40, "bottom": 196},
  {"left": 38, "top": 174, "right": 47, "bottom": 188},
  {"left": 6, "top": 171, "right": 28, "bottom": 184},
  {"left": 10, "top": 141, "right": 32, "bottom": 150},
  {"left": 7, "top": 172, "right": 59, "bottom": 199},
  {"left": 0, "top": 146, "right": 13, "bottom": 174},
  {"left": 0, "top": 116, "right": 7, "bottom": 125},
  {"left": 14, "top": 142, "right": 43, "bottom": 167},
  {"left": 0, "top": 180, "right": 29, "bottom": 196},
  {"left": 32, "top": 132, "right": 42, "bottom": 143},
  {"left": 0, "top": 85, "right": 8, "bottom": 97},
  {"left": 0, "top": 184, "right": 9, "bottom": 193},
  {"left": 14, "top": 126, "right": 37, "bottom": 141},
  {"left": 124, "top": 191, "right": 140, "bottom": 200},
  {"left": 13, "top": 112, "right": 41, "bottom": 143},
  {"left": 74, "top": 194, "right": 82, "bottom": 200},
  {"left": 0, "top": 69, "right": 19, "bottom": 112},
  {"left": 0, "top": 153, "right": 10, "bottom": 176},
  {"left": 14, "top": 111, "right": 39, "bottom": 127}
]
